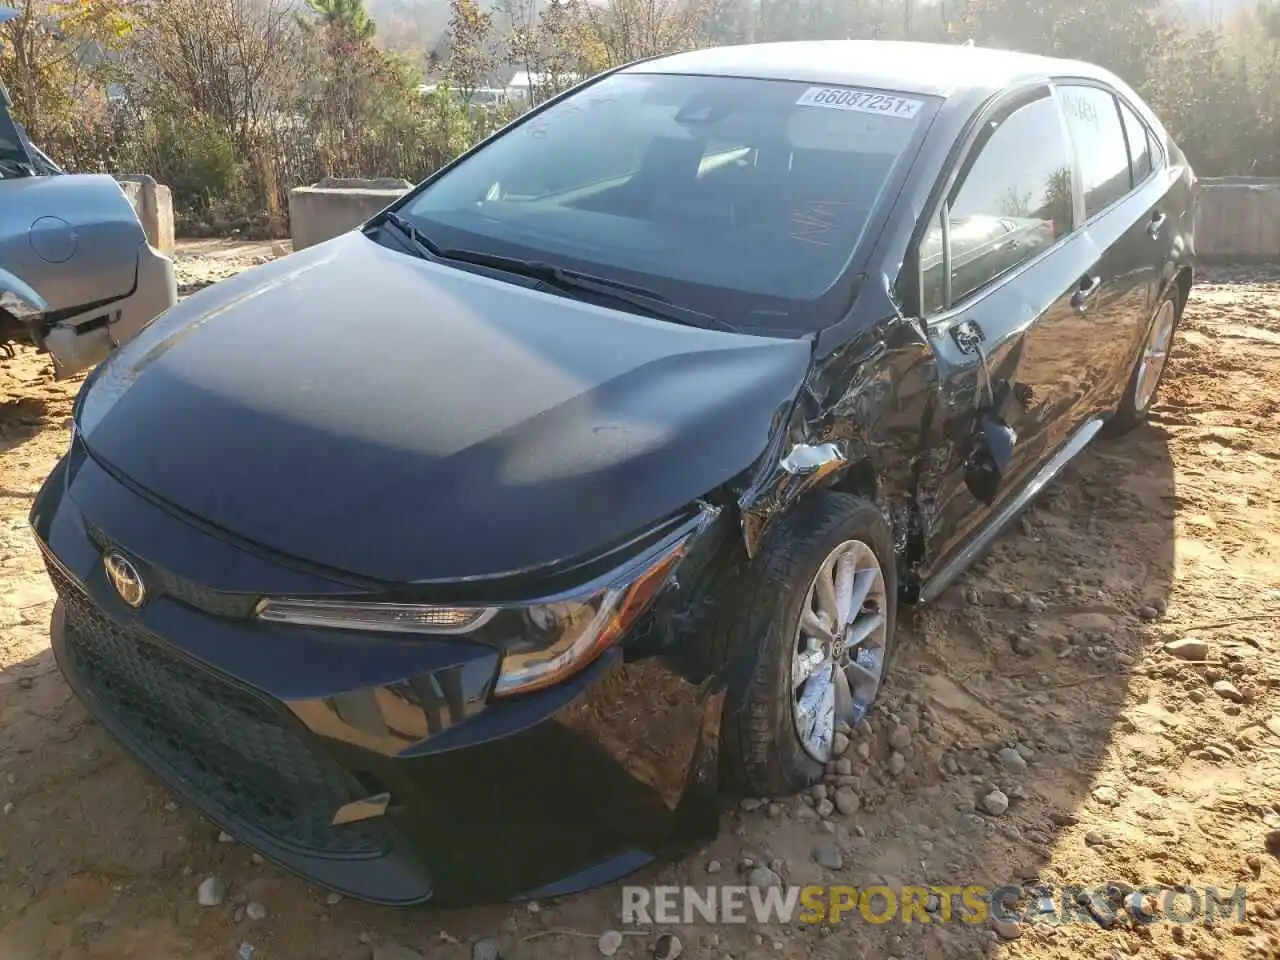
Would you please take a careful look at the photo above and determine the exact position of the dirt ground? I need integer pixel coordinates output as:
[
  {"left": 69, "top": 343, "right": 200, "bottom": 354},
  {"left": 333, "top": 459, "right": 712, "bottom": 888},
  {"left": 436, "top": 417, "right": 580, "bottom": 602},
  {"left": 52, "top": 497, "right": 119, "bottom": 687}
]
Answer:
[{"left": 1, "top": 245, "right": 1278, "bottom": 960}]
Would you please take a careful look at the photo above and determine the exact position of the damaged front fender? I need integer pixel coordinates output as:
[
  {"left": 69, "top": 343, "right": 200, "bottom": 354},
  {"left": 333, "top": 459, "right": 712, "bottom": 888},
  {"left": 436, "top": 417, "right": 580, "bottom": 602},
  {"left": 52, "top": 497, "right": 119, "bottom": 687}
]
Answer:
[
  {"left": 736, "top": 413, "right": 851, "bottom": 559},
  {"left": 734, "top": 298, "right": 935, "bottom": 561}
]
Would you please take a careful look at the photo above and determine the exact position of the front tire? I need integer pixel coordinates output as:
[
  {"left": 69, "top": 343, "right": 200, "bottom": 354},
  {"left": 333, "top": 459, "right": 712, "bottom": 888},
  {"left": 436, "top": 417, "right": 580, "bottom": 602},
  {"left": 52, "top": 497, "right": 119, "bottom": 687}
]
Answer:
[
  {"left": 720, "top": 492, "right": 898, "bottom": 797},
  {"left": 1105, "top": 285, "right": 1181, "bottom": 436}
]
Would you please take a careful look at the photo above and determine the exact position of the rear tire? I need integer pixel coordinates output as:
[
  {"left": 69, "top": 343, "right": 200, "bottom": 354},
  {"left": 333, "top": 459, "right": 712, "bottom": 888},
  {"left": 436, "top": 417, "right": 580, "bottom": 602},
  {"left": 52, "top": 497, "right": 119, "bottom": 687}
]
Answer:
[
  {"left": 1105, "top": 285, "right": 1181, "bottom": 436},
  {"left": 720, "top": 492, "right": 897, "bottom": 797}
]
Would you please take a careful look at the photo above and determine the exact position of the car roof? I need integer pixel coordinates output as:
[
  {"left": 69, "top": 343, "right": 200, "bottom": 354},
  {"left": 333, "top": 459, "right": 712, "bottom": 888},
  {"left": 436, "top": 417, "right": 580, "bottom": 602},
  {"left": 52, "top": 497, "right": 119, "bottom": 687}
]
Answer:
[{"left": 625, "top": 40, "right": 1112, "bottom": 99}]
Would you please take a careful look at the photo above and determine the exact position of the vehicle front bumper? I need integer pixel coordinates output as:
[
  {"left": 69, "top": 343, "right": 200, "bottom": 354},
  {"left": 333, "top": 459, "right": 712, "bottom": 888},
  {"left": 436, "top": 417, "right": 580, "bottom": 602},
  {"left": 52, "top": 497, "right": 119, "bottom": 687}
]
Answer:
[
  {"left": 31, "top": 447, "right": 723, "bottom": 906},
  {"left": 41, "top": 241, "right": 177, "bottom": 379}
]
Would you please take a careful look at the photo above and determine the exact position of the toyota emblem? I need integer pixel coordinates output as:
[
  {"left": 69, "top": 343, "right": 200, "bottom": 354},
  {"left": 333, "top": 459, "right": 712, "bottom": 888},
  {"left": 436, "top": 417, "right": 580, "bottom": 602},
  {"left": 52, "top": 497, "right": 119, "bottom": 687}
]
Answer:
[{"left": 103, "top": 552, "right": 147, "bottom": 608}]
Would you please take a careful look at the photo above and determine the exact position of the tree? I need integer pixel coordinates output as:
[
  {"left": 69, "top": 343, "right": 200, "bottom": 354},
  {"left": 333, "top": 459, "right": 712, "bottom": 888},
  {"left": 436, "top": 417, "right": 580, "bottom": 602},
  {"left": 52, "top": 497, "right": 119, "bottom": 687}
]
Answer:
[
  {"left": 125, "top": 0, "right": 305, "bottom": 150},
  {"left": 0, "top": 0, "right": 135, "bottom": 138},
  {"left": 444, "top": 0, "right": 494, "bottom": 102},
  {"left": 582, "top": 0, "right": 710, "bottom": 65},
  {"left": 957, "top": 0, "right": 1163, "bottom": 82},
  {"left": 305, "top": 0, "right": 376, "bottom": 41}
]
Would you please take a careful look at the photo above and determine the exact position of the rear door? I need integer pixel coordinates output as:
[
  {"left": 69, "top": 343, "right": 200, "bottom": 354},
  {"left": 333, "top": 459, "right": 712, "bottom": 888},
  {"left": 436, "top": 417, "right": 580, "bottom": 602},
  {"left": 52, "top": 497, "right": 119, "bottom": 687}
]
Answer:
[
  {"left": 1056, "top": 82, "right": 1168, "bottom": 420},
  {"left": 913, "top": 86, "right": 1106, "bottom": 568},
  {"left": 1113, "top": 93, "right": 1179, "bottom": 399}
]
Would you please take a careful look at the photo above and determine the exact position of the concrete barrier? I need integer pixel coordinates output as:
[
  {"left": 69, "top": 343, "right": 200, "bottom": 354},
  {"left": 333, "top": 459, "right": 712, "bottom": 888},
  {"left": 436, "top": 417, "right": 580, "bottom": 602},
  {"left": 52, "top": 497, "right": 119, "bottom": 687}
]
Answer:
[
  {"left": 285, "top": 175, "right": 1280, "bottom": 264},
  {"left": 288, "top": 179, "right": 413, "bottom": 251},
  {"left": 1195, "top": 178, "right": 1280, "bottom": 264},
  {"left": 115, "top": 175, "right": 176, "bottom": 256}
]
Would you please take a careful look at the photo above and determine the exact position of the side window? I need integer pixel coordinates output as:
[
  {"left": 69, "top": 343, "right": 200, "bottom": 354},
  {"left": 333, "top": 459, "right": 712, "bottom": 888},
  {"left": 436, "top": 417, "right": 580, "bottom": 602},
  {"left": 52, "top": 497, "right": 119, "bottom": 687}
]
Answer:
[
  {"left": 1117, "top": 99, "right": 1152, "bottom": 186},
  {"left": 938, "top": 95, "right": 1074, "bottom": 307},
  {"left": 919, "top": 209, "right": 946, "bottom": 314},
  {"left": 1147, "top": 126, "right": 1163, "bottom": 171},
  {"left": 1059, "top": 85, "right": 1131, "bottom": 218}
]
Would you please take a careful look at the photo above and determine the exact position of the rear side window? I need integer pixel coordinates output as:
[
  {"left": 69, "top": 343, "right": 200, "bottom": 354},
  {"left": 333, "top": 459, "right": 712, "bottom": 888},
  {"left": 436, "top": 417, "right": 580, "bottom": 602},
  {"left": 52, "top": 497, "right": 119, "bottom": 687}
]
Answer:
[
  {"left": 925, "top": 94, "right": 1074, "bottom": 308},
  {"left": 1059, "top": 85, "right": 1131, "bottom": 218},
  {"left": 1117, "top": 99, "right": 1153, "bottom": 185}
]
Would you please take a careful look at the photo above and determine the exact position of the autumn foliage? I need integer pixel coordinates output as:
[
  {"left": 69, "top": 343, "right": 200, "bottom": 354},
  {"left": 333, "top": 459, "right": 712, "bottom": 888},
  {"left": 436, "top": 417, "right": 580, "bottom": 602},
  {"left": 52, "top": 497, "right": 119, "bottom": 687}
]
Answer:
[{"left": 3, "top": 0, "right": 1280, "bottom": 237}]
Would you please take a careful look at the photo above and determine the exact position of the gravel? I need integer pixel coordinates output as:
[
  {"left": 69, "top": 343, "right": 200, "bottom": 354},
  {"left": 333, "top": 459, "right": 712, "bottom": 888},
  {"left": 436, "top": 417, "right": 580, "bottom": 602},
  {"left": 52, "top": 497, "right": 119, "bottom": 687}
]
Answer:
[
  {"left": 978, "top": 789, "right": 1009, "bottom": 816},
  {"left": 653, "top": 933, "right": 682, "bottom": 960},
  {"left": 991, "top": 917, "right": 1021, "bottom": 940},
  {"left": 1164, "top": 638, "right": 1209, "bottom": 660},
  {"left": 1213, "top": 680, "right": 1245, "bottom": 702},
  {"left": 196, "top": 876, "right": 225, "bottom": 907},
  {"left": 834, "top": 787, "right": 860, "bottom": 815},
  {"left": 997, "top": 747, "right": 1027, "bottom": 772},
  {"left": 748, "top": 865, "right": 783, "bottom": 888},
  {"left": 812, "top": 841, "right": 844, "bottom": 870},
  {"left": 597, "top": 931, "right": 624, "bottom": 957}
]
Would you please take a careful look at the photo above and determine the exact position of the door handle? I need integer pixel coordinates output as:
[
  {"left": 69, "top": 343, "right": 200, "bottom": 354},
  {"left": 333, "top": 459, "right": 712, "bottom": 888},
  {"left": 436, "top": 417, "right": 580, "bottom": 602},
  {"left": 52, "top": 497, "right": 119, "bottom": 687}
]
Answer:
[
  {"left": 1148, "top": 212, "right": 1167, "bottom": 240},
  {"left": 1071, "top": 274, "right": 1101, "bottom": 312}
]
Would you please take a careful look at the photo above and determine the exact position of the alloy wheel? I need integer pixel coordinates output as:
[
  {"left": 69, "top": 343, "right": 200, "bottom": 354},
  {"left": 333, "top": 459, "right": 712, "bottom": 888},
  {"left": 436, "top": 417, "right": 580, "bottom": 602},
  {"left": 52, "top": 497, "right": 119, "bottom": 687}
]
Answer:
[
  {"left": 1134, "top": 298, "right": 1177, "bottom": 412},
  {"left": 791, "top": 539, "right": 889, "bottom": 762}
]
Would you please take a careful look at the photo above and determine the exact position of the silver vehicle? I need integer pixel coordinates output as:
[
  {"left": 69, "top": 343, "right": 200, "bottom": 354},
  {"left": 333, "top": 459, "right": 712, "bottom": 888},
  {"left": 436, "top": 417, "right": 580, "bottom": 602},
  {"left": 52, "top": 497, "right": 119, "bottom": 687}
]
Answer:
[{"left": 0, "top": 10, "right": 176, "bottom": 377}]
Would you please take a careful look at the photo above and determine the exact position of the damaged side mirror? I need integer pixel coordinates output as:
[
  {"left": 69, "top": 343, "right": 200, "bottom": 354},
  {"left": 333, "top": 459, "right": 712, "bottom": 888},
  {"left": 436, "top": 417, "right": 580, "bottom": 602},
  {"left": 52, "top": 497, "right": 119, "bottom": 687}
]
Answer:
[
  {"left": 964, "top": 409, "right": 1017, "bottom": 507},
  {"left": 957, "top": 334, "right": 1019, "bottom": 508}
]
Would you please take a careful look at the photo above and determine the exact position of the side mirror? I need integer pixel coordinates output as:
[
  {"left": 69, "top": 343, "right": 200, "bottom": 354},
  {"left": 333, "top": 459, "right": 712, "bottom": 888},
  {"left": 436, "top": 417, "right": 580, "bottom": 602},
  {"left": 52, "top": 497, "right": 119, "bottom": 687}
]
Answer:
[{"left": 964, "top": 410, "right": 1017, "bottom": 506}]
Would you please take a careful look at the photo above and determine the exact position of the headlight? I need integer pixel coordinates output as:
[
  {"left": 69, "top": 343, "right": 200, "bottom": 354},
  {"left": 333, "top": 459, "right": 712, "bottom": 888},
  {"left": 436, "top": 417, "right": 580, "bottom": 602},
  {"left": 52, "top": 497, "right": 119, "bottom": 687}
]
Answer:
[
  {"left": 0, "top": 290, "right": 43, "bottom": 321},
  {"left": 491, "top": 541, "right": 685, "bottom": 697},
  {"left": 253, "top": 525, "right": 695, "bottom": 698}
]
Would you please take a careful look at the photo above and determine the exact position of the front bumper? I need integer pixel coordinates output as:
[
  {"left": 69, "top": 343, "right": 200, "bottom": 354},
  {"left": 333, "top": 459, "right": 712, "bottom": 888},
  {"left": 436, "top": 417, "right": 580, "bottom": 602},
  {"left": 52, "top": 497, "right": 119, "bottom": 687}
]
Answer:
[
  {"left": 41, "top": 242, "right": 177, "bottom": 379},
  {"left": 32, "top": 448, "right": 723, "bottom": 906}
]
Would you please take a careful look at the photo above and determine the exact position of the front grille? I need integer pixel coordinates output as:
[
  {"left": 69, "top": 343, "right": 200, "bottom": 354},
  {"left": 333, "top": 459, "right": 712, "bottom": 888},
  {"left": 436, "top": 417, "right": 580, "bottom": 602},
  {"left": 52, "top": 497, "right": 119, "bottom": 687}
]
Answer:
[
  {"left": 82, "top": 521, "right": 257, "bottom": 619},
  {"left": 47, "top": 559, "right": 387, "bottom": 858}
]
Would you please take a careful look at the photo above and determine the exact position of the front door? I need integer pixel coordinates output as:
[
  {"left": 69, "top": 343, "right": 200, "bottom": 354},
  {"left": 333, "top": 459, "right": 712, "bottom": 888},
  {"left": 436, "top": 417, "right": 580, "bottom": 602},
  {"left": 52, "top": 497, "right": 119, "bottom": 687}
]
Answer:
[{"left": 912, "top": 87, "right": 1106, "bottom": 571}]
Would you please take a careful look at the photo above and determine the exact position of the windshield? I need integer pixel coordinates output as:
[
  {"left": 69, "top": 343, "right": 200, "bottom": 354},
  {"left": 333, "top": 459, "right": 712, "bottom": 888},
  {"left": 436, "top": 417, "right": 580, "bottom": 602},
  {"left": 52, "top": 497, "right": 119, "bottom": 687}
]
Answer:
[{"left": 398, "top": 71, "right": 935, "bottom": 331}]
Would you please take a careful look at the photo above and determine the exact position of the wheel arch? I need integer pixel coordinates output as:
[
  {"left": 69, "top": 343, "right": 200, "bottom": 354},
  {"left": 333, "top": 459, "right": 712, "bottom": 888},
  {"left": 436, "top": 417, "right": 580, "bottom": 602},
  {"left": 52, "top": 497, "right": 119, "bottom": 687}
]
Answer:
[
  {"left": 827, "top": 455, "right": 879, "bottom": 501},
  {"left": 1173, "top": 264, "right": 1193, "bottom": 314}
]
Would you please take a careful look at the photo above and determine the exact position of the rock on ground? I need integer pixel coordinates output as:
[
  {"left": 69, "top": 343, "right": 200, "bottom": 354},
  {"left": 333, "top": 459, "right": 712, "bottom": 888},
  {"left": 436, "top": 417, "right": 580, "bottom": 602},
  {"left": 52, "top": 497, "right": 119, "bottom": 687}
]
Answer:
[
  {"left": 597, "top": 931, "right": 623, "bottom": 957},
  {"left": 196, "top": 876, "right": 225, "bottom": 907},
  {"left": 979, "top": 789, "right": 1009, "bottom": 816}
]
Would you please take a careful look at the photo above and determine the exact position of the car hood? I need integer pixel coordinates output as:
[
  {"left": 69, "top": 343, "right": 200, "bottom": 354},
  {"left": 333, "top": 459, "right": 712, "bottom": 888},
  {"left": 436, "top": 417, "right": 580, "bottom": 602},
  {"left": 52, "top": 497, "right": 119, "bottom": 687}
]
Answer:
[{"left": 76, "top": 231, "right": 812, "bottom": 583}]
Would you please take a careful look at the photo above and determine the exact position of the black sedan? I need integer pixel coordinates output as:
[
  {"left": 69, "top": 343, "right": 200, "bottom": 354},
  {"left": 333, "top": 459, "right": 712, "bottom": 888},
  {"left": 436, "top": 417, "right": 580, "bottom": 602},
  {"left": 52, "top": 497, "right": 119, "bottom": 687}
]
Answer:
[{"left": 30, "top": 40, "right": 1196, "bottom": 907}]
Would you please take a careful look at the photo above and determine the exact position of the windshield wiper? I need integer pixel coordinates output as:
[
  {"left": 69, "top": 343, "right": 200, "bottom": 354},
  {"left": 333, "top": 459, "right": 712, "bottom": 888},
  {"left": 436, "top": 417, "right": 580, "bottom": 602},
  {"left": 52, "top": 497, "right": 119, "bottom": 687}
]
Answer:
[
  {"left": 369, "top": 211, "right": 737, "bottom": 333},
  {"left": 435, "top": 248, "right": 738, "bottom": 333},
  {"left": 372, "top": 210, "right": 446, "bottom": 259}
]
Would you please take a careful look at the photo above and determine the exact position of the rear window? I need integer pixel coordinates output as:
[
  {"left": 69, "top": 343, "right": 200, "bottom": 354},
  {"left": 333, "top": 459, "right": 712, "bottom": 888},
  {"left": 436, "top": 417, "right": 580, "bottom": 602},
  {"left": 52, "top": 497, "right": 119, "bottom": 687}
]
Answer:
[{"left": 400, "top": 72, "right": 934, "bottom": 330}]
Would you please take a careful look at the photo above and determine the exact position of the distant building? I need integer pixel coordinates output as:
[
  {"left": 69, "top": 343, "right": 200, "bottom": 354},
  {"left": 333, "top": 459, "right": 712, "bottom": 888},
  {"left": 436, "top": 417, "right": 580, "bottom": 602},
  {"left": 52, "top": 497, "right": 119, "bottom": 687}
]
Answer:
[
  {"left": 416, "top": 83, "right": 512, "bottom": 109},
  {"left": 504, "top": 70, "right": 583, "bottom": 101}
]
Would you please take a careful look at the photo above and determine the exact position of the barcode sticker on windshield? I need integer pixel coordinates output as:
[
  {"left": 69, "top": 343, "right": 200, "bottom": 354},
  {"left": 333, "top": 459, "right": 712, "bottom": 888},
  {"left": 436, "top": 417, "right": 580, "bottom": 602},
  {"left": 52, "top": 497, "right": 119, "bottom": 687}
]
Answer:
[{"left": 796, "top": 87, "right": 923, "bottom": 119}]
